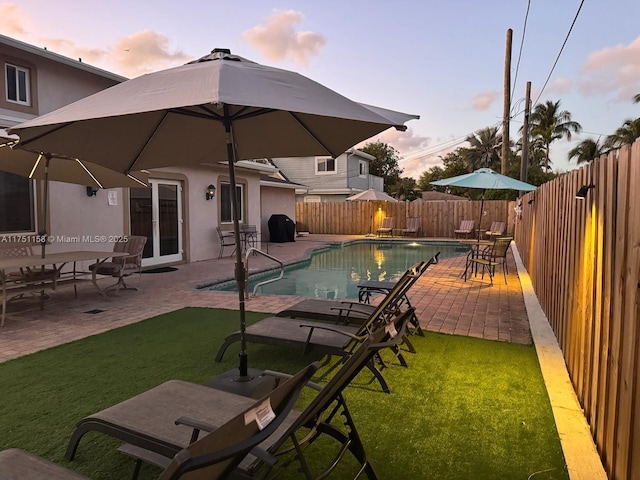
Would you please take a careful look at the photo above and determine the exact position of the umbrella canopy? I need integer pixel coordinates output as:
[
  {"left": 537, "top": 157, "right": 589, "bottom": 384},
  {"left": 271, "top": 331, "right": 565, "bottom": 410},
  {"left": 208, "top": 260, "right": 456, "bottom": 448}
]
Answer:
[
  {"left": 9, "top": 48, "right": 418, "bottom": 379},
  {"left": 1, "top": 129, "right": 148, "bottom": 258},
  {"left": 0, "top": 131, "right": 148, "bottom": 189},
  {"left": 431, "top": 168, "right": 536, "bottom": 239},
  {"left": 346, "top": 189, "right": 397, "bottom": 202},
  {"left": 430, "top": 168, "right": 536, "bottom": 191}
]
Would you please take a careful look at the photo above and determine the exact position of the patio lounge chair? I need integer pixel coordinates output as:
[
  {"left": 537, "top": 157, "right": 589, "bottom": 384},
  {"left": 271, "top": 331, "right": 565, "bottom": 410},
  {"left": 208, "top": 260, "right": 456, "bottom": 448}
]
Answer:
[
  {"left": 454, "top": 220, "right": 475, "bottom": 238},
  {"left": 0, "top": 361, "right": 317, "bottom": 480},
  {"left": 277, "top": 253, "right": 440, "bottom": 338},
  {"left": 485, "top": 221, "right": 506, "bottom": 240},
  {"left": 400, "top": 217, "right": 420, "bottom": 237},
  {"left": 216, "top": 265, "right": 423, "bottom": 393},
  {"left": 65, "top": 313, "right": 410, "bottom": 479},
  {"left": 464, "top": 236, "right": 512, "bottom": 286},
  {"left": 376, "top": 217, "right": 394, "bottom": 237}
]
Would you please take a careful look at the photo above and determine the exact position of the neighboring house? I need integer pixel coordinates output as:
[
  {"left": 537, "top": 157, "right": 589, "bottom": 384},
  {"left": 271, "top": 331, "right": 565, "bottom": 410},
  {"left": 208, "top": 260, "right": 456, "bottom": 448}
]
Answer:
[
  {"left": 271, "top": 149, "right": 384, "bottom": 202},
  {"left": 0, "top": 34, "right": 296, "bottom": 267}
]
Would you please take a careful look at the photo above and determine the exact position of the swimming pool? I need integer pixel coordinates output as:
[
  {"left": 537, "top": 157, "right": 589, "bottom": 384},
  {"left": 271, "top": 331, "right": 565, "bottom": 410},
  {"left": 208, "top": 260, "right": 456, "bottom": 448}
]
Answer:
[{"left": 211, "top": 240, "right": 467, "bottom": 299}]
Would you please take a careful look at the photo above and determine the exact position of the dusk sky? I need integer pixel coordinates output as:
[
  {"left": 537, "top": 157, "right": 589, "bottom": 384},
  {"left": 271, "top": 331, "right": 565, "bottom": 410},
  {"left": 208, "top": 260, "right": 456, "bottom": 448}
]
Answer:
[{"left": 2, "top": 0, "right": 639, "bottom": 179}]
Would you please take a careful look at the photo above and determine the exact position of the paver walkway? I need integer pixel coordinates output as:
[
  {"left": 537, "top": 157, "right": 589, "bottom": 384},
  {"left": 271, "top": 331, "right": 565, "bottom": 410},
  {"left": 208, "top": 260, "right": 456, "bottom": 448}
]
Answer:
[{"left": 0, "top": 235, "right": 530, "bottom": 362}]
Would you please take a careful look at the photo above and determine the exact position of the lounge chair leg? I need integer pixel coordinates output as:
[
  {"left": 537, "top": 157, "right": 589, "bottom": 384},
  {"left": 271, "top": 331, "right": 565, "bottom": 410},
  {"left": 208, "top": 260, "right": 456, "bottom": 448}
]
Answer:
[
  {"left": 214, "top": 333, "right": 241, "bottom": 362},
  {"left": 365, "top": 360, "right": 390, "bottom": 393}
]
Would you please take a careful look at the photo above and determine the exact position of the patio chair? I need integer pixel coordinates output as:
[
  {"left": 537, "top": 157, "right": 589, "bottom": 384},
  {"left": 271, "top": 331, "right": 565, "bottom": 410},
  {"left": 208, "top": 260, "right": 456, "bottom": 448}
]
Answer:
[
  {"left": 400, "top": 217, "right": 420, "bottom": 237},
  {"left": 1, "top": 362, "right": 316, "bottom": 480},
  {"left": 216, "top": 226, "right": 236, "bottom": 258},
  {"left": 485, "top": 221, "right": 506, "bottom": 240},
  {"left": 464, "top": 236, "right": 512, "bottom": 286},
  {"left": 0, "top": 244, "right": 59, "bottom": 327},
  {"left": 454, "top": 220, "right": 475, "bottom": 238},
  {"left": 277, "top": 253, "right": 440, "bottom": 338},
  {"left": 89, "top": 235, "right": 147, "bottom": 294},
  {"left": 65, "top": 314, "right": 410, "bottom": 479},
  {"left": 216, "top": 264, "right": 423, "bottom": 393},
  {"left": 376, "top": 217, "right": 395, "bottom": 237}
]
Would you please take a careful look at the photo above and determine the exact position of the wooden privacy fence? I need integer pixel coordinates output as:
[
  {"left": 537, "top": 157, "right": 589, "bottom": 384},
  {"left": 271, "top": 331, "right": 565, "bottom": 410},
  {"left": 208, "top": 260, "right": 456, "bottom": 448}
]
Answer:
[
  {"left": 514, "top": 139, "right": 640, "bottom": 480},
  {"left": 295, "top": 199, "right": 515, "bottom": 237}
]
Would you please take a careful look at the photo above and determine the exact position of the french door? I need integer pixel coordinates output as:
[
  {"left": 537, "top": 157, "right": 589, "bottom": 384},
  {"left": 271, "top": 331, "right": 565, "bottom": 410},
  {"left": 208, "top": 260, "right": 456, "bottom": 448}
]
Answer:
[{"left": 130, "top": 179, "right": 183, "bottom": 267}]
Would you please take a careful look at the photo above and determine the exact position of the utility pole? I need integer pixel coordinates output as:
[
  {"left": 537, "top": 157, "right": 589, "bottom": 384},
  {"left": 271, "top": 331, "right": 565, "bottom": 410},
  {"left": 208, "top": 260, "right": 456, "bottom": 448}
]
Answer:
[
  {"left": 520, "top": 81, "right": 531, "bottom": 192},
  {"left": 501, "top": 28, "right": 512, "bottom": 175}
]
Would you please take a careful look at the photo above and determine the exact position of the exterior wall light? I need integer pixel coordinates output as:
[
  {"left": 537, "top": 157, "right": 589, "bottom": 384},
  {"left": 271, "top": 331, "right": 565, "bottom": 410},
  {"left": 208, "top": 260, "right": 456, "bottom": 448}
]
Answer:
[
  {"left": 86, "top": 186, "right": 98, "bottom": 197},
  {"left": 206, "top": 184, "right": 216, "bottom": 200},
  {"left": 575, "top": 184, "right": 595, "bottom": 199}
]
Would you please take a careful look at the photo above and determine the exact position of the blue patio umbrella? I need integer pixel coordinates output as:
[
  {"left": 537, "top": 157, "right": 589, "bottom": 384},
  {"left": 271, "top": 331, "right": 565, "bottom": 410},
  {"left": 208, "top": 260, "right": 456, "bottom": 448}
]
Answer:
[{"left": 431, "top": 168, "right": 536, "bottom": 238}]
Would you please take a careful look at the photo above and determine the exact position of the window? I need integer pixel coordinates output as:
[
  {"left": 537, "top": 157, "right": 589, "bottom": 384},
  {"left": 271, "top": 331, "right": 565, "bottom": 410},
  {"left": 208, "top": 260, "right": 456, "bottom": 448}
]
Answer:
[
  {"left": 5, "top": 63, "right": 30, "bottom": 105},
  {"left": 0, "top": 171, "right": 35, "bottom": 234},
  {"left": 359, "top": 160, "right": 367, "bottom": 177},
  {"left": 316, "top": 157, "right": 336, "bottom": 174},
  {"left": 220, "top": 183, "right": 244, "bottom": 223}
]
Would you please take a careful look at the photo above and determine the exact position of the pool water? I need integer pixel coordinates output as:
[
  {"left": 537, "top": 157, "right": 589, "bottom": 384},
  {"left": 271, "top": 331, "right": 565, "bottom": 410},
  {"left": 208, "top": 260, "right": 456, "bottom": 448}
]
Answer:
[{"left": 211, "top": 241, "right": 467, "bottom": 299}]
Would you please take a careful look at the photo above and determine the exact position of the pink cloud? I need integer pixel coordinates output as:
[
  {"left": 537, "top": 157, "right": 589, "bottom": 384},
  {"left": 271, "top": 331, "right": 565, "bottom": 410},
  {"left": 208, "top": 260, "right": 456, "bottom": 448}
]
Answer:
[
  {"left": 0, "top": 3, "right": 29, "bottom": 36},
  {"left": 578, "top": 36, "right": 640, "bottom": 101},
  {"left": 472, "top": 91, "right": 500, "bottom": 111},
  {"left": 242, "top": 10, "right": 325, "bottom": 64}
]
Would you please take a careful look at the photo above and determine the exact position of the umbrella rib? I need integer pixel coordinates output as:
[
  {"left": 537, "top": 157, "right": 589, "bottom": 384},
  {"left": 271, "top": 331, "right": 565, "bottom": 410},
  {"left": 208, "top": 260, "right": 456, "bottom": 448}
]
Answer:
[
  {"left": 74, "top": 159, "right": 104, "bottom": 189},
  {"left": 126, "top": 111, "right": 170, "bottom": 173},
  {"left": 16, "top": 122, "right": 71, "bottom": 150},
  {"left": 288, "top": 112, "right": 335, "bottom": 156}
]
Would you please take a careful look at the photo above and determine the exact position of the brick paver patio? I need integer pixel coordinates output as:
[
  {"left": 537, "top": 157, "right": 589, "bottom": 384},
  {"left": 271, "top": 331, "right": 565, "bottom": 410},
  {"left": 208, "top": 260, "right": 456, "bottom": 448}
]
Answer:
[{"left": 0, "top": 235, "right": 531, "bottom": 362}]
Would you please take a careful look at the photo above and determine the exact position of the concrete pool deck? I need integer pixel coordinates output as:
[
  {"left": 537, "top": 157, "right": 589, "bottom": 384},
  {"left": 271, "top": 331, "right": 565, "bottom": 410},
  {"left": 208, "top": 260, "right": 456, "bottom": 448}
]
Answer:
[{"left": 0, "top": 234, "right": 606, "bottom": 479}]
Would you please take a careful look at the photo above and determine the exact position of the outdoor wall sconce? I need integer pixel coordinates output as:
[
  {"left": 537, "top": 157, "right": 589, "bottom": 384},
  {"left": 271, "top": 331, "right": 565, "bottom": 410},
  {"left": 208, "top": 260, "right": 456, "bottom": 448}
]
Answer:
[
  {"left": 575, "top": 184, "right": 595, "bottom": 199},
  {"left": 86, "top": 186, "right": 98, "bottom": 197},
  {"left": 206, "top": 184, "right": 216, "bottom": 200}
]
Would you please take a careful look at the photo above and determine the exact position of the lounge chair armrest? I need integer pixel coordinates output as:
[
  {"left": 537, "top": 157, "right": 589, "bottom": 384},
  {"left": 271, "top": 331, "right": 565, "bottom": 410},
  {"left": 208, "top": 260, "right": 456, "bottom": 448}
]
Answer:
[
  {"left": 175, "top": 416, "right": 217, "bottom": 443},
  {"left": 329, "top": 306, "right": 374, "bottom": 317},
  {"left": 261, "top": 370, "right": 323, "bottom": 392},
  {"left": 299, "top": 323, "right": 363, "bottom": 341}
]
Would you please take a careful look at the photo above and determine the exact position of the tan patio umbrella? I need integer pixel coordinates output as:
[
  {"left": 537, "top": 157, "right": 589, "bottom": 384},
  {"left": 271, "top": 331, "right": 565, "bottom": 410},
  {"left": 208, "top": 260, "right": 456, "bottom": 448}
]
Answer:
[
  {"left": 346, "top": 189, "right": 397, "bottom": 236},
  {"left": 0, "top": 128, "right": 148, "bottom": 258},
  {"left": 9, "top": 48, "right": 418, "bottom": 380}
]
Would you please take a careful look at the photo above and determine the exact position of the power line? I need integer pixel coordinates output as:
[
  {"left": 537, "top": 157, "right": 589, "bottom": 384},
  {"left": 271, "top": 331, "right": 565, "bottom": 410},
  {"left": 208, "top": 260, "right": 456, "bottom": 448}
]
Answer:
[
  {"left": 511, "top": 0, "right": 532, "bottom": 100},
  {"left": 532, "top": 0, "right": 586, "bottom": 107},
  {"left": 400, "top": 121, "right": 502, "bottom": 163}
]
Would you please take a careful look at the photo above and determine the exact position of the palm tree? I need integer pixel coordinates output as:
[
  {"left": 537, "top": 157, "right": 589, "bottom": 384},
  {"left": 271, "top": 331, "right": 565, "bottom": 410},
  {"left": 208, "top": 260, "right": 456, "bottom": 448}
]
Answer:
[
  {"left": 464, "top": 126, "right": 502, "bottom": 170},
  {"left": 604, "top": 118, "right": 640, "bottom": 149},
  {"left": 529, "top": 100, "right": 582, "bottom": 171},
  {"left": 568, "top": 138, "right": 605, "bottom": 164},
  {"left": 634, "top": 93, "right": 640, "bottom": 104}
]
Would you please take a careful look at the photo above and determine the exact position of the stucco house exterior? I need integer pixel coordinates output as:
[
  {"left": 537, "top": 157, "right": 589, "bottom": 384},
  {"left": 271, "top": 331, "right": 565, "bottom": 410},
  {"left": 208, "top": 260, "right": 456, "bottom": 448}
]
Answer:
[
  {"left": 0, "top": 34, "right": 296, "bottom": 268},
  {"left": 271, "top": 149, "right": 385, "bottom": 202}
]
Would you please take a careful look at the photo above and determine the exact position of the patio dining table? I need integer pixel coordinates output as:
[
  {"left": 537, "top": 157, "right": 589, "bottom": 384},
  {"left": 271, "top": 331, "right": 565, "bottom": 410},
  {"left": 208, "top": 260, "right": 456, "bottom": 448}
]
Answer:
[{"left": 0, "top": 250, "right": 127, "bottom": 326}]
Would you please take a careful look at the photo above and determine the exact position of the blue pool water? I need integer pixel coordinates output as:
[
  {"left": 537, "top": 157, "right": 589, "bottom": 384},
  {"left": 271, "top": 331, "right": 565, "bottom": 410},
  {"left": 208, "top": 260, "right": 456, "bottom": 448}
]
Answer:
[{"left": 211, "top": 241, "right": 468, "bottom": 299}]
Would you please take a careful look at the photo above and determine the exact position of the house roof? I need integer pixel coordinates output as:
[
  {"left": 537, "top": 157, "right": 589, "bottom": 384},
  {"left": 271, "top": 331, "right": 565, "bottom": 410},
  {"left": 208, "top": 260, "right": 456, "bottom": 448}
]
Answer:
[
  {"left": 420, "top": 191, "right": 469, "bottom": 201},
  {"left": 260, "top": 174, "right": 304, "bottom": 190},
  {"left": 0, "top": 33, "right": 127, "bottom": 83}
]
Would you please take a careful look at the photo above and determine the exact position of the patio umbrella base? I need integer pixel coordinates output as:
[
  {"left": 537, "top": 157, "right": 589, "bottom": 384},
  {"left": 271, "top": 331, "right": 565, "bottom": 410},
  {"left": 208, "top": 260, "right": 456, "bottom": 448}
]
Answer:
[{"left": 205, "top": 367, "right": 278, "bottom": 399}]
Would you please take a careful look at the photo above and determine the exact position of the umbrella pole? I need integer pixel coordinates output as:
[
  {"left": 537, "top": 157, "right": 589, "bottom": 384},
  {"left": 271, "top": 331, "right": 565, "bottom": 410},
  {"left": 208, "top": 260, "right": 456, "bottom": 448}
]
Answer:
[
  {"left": 225, "top": 116, "right": 252, "bottom": 381},
  {"left": 477, "top": 189, "right": 485, "bottom": 243}
]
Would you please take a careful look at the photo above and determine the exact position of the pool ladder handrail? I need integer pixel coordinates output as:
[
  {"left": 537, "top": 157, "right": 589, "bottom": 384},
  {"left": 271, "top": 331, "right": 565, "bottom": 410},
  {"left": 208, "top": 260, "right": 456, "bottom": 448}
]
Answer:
[{"left": 244, "top": 247, "right": 284, "bottom": 298}]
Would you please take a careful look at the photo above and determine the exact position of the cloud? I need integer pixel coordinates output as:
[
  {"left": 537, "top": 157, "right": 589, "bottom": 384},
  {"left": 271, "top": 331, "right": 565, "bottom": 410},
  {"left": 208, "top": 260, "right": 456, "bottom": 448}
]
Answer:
[
  {"left": 578, "top": 36, "right": 640, "bottom": 101},
  {"left": 110, "top": 31, "right": 191, "bottom": 77},
  {"left": 544, "top": 77, "right": 573, "bottom": 96},
  {"left": 0, "top": 4, "right": 190, "bottom": 78},
  {"left": 242, "top": 10, "right": 325, "bottom": 64},
  {"left": 0, "top": 3, "right": 30, "bottom": 36},
  {"left": 472, "top": 91, "right": 500, "bottom": 111},
  {"left": 355, "top": 128, "right": 433, "bottom": 180}
]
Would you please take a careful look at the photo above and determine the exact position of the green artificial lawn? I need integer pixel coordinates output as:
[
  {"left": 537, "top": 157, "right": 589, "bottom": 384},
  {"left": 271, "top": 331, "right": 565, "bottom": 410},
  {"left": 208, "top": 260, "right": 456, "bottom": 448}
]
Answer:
[{"left": 0, "top": 307, "right": 568, "bottom": 479}]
